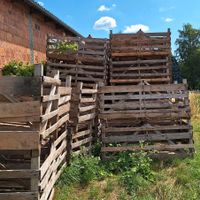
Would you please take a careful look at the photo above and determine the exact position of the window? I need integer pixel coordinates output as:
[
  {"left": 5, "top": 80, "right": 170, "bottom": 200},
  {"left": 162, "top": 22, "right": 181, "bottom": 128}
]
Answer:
[{"left": 35, "top": 24, "right": 40, "bottom": 31}]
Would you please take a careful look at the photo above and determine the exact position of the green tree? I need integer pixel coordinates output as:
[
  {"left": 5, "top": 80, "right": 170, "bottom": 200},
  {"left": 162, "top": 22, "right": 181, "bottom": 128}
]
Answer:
[
  {"left": 175, "top": 23, "right": 200, "bottom": 63},
  {"left": 181, "top": 49, "right": 200, "bottom": 89},
  {"left": 175, "top": 24, "right": 200, "bottom": 89}
]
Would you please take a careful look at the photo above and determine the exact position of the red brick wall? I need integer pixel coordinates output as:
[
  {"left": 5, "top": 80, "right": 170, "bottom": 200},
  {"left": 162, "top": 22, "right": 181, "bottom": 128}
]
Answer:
[{"left": 0, "top": 0, "right": 76, "bottom": 68}]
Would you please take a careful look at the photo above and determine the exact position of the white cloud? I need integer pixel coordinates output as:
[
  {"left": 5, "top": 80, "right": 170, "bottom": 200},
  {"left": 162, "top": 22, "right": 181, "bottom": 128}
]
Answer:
[
  {"left": 159, "top": 6, "right": 175, "bottom": 12},
  {"left": 98, "top": 4, "right": 116, "bottom": 12},
  {"left": 98, "top": 5, "right": 111, "bottom": 12},
  {"left": 165, "top": 17, "right": 173, "bottom": 22},
  {"left": 37, "top": 1, "right": 44, "bottom": 7},
  {"left": 93, "top": 17, "right": 117, "bottom": 31},
  {"left": 123, "top": 24, "right": 150, "bottom": 33}
]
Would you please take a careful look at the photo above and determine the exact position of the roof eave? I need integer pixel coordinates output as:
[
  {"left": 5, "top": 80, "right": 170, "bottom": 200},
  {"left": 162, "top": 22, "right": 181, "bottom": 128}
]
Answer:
[{"left": 24, "top": 0, "right": 83, "bottom": 37}]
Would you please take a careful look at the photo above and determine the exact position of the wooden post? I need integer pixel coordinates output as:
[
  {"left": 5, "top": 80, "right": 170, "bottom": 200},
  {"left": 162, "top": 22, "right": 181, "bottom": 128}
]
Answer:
[
  {"left": 34, "top": 64, "right": 44, "bottom": 77},
  {"left": 66, "top": 125, "right": 73, "bottom": 165},
  {"left": 31, "top": 150, "right": 40, "bottom": 200}
]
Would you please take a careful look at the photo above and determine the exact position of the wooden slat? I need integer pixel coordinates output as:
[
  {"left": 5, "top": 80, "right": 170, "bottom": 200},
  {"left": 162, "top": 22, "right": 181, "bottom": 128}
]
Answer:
[
  {"left": 72, "top": 137, "right": 93, "bottom": 149},
  {"left": 41, "top": 114, "right": 69, "bottom": 139},
  {"left": 102, "top": 144, "right": 194, "bottom": 152},
  {"left": 0, "top": 131, "right": 39, "bottom": 150},
  {"left": 0, "top": 192, "right": 37, "bottom": 200},
  {"left": 0, "top": 170, "right": 39, "bottom": 179},
  {"left": 42, "top": 94, "right": 60, "bottom": 102},
  {"left": 58, "top": 87, "right": 71, "bottom": 95},
  {"left": 43, "top": 76, "right": 61, "bottom": 86},
  {"left": 80, "top": 105, "right": 96, "bottom": 112},
  {"left": 99, "top": 112, "right": 189, "bottom": 120},
  {"left": 0, "top": 101, "right": 40, "bottom": 122},
  {"left": 99, "top": 84, "right": 186, "bottom": 93},
  {"left": 79, "top": 113, "right": 95, "bottom": 122},
  {"left": 103, "top": 132, "right": 192, "bottom": 143}
]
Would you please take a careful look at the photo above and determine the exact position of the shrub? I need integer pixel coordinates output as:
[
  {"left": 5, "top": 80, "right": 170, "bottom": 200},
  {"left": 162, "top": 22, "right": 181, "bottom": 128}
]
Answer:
[
  {"left": 57, "top": 155, "right": 107, "bottom": 187},
  {"left": 112, "top": 151, "right": 154, "bottom": 196},
  {"left": 55, "top": 41, "right": 78, "bottom": 53},
  {"left": 104, "top": 151, "right": 153, "bottom": 178},
  {"left": 120, "top": 172, "right": 150, "bottom": 196},
  {"left": 2, "top": 60, "right": 34, "bottom": 76}
]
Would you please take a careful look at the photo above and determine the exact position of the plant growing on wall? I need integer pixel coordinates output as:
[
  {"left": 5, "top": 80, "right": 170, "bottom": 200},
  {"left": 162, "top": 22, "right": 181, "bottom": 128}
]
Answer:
[
  {"left": 55, "top": 41, "right": 78, "bottom": 53},
  {"left": 2, "top": 60, "right": 34, "bottom": 76}
]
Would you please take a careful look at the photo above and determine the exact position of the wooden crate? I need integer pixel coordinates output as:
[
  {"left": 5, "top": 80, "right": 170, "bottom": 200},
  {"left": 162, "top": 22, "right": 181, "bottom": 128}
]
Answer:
[
  {"left": 109, "top": 30, "right": 172, "bottom": 85},
  {"left": 99, "top": 83, "right": 194, "bottom": 157},
  {"left": 69, "top": 83, "right": 98, "bottom": 154},
  {"left": 46, "top": 35, "right": 109, "bottom": 85},
  {"left": 0, "top": 76, "right": 41, "bottom": 200},
  {"left": 0, "top": 66, "right": 72, "bottom": 200}
]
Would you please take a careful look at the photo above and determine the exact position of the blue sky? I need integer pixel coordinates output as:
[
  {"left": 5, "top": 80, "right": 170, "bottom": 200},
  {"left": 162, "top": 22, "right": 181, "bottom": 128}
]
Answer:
[{"left": 37, "top": 0, "right": 200, "bottom": 53}]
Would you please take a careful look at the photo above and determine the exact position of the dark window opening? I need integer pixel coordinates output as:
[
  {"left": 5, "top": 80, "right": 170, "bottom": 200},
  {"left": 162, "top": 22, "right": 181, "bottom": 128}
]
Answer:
[{"left": 35, "top": 24, "right": 40, "bottom": 31}]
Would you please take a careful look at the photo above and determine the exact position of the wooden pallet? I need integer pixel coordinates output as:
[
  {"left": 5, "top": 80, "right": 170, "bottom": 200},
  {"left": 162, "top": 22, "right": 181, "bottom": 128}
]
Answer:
[
  {"left": 47, "top": 35, "right": 109, "bottom": 85},
  {"left": 109, "top": 30, "right": 172, "bottom": 85},
  {"left": 99, "top": 82, "right": 194, "bottom": 157},
  {"left": 0, "top": 65, "right": 72, "bottom": 200},
  {"left": 69, "top": 83, "right": 98, "bottom": 154}
]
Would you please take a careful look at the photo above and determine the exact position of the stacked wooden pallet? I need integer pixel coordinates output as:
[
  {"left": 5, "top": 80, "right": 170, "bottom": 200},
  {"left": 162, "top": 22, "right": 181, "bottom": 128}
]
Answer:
[
  {"left": 69, "top": 83, "right": 98, "bottom": 154},
  {"left": 109, "top": 30, "right": 172, "bottom": 85},
  {"left": 0, "top": 66, "right": 72, "bottom": 200},
  {"left": 47, "top": 35, "right": 109, "bottom": 85},
  {"left": 99, "top": 83, "right": 194, "bottom": 157}
]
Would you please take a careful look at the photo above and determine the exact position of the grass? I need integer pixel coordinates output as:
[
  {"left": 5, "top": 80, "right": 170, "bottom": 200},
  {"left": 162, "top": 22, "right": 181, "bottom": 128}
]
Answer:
[{"left": 54, "top": 93, "right": 200, "bottom": 200}]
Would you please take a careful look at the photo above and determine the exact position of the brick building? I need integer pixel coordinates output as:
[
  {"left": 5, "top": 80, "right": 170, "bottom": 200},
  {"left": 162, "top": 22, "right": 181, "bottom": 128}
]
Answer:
[{"left": 0, "top": 0, "right": 81, "bottom": 67}]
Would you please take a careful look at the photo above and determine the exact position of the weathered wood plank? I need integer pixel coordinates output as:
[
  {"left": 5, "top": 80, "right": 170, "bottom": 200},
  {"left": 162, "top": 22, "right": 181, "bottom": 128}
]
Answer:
[
  {"left": 0, "top": 101, "right": 40, "bottom": 122},
  {"left": 0, "top": 131, "right": 39, "bottom": 150}
]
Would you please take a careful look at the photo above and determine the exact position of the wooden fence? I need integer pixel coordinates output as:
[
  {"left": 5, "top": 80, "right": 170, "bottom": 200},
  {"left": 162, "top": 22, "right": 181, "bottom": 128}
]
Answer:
[
  {"left": 46, "top": 35, "right": 109, "bottom": 85},
  {"left": 99, "top": 83, "right": 194, "bottom": 158},
  {"left": 109, "top": 30, "right": 172, "bottom": 85},
  {"left": 0, "top": 65, "right": 98, "bottom": 200},
  {"left": 70, "top": 83, "right": 98, "bottom": 154}
]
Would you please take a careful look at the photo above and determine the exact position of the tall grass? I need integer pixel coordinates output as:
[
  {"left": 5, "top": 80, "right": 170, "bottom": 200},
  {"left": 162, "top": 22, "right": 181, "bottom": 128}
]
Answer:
[{"left": 189, "top": 92, "right": 200, "bottom": 118}]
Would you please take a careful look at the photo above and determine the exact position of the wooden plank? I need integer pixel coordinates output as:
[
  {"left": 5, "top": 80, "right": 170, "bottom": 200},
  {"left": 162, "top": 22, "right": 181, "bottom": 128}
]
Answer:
[
  {"left": 43, "top": 76, "right": 61, "bottom": 86},
  {"left": 81, "top": 98, "right": 96, "bottom": 103},
  {"left": 41, "top": 114, "right": 69, "bottom": 139},
  {"left": 42, "top": 94, "right": 60, "bottom": 102},
  {"left": 101, "top": 93, "right": 187, "bottom": 101},
  {"left": 99, "top": 112, "right": 189, "bottom": 120},
  {"left": 0, "top": 101, "right": 40, "bottom": 122},
  {"left": 0, "top": 192, "right": 37, "bottom": 200},
  {"left": 58, "top": 87, "right": 71, "bottom": 95},
  {"left": 103, "top": 125, "right": 191, "bottom": 132},
  {"left": 40, "top": 140, "right": 67, "bottom": 179},
  {"left": 98, "top": 84, "right": 186, "bottom": 93},
  {"left": 0, "top": 77, "right": 42, "bottom": 96},
  {"left": 102, "top": 132, "right": 192, "bottom": 143},
  {"left": 111, "top": 73, "right": 170, "bottom": 78},
  {"left": 58, "top": 103, "right": 70, "bottom": 116},
  {"left": 73, "top": 129, "right": 91, "bottom": 139},
  {"left": 0, "top": 170, "right": 39, "bottom": 179},
  {"left": 110, "top": 78, "right": 170, "bottom": 84},
  {"left": 41, "top": 109, "right": 58, "bottom": 122},
  {"left": 81, "top": 89, "right": 98, "bottom": 94},
  {"left": 0, "top": 131, "right": 39, "bottom": 150},
  {"left": 80, "top": 105, "right": 96, "bottom": 112},
  {"left": 112, "top": 59, "right": 168, "bottom": 65},
  {"left": 72, "top": 137, "right": 93, "bottom": 149},
  {"left": 79, "top": 113, "right": 95, "bottom": 122},
  {"left": 102, "top": 144, "right": 194, "bottom": 152},
  {"left": 59, "top": 96, "right": 71, "bottom": 105}
]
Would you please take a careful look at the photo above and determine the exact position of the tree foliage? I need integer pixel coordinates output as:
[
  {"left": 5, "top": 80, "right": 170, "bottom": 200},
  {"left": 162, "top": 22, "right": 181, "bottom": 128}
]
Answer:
[{"left": 175, "top": 24, "right": 200, "bottom": 89}]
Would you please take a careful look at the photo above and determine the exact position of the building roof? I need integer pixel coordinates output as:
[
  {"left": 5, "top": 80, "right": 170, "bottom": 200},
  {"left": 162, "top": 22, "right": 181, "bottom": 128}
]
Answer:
[{"left": 24, "top": 0, "right": 82, "bottom": 37}]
